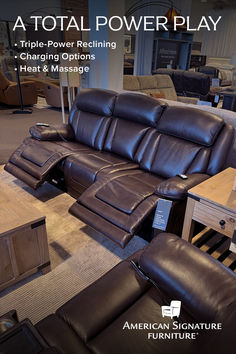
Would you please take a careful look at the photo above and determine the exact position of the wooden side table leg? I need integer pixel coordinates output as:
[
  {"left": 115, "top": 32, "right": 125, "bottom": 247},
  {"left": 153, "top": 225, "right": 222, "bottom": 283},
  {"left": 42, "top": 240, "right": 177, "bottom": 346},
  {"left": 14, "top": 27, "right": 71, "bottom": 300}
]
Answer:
[
  {"left": 41, "top": 262, "right": 51, "bottom": 275},
  {"left": 182, "top": 197, "right": 196, "bottom": 242},
  {"left": 41, "top": 264, "right": 51, "bottom": 275}
]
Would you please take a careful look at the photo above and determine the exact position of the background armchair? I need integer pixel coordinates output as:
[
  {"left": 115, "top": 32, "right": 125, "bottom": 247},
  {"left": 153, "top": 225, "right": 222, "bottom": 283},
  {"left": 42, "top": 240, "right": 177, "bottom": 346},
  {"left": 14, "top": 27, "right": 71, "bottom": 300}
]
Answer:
[
  {"left": 43, "top": 82, "right": 68, "bottom": 108},
  {"left": 0, "top": 70, "right": 37, "bottom": 106}
]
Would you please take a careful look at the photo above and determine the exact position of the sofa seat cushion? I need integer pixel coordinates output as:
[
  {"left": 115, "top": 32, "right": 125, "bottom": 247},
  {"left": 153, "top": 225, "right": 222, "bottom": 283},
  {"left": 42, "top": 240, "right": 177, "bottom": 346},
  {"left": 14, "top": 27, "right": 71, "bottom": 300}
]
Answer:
[
  {"left": 64, "top": 152, "right": 137, "bottom": 189},
  {"left": 21, "top": 145, "right": 56, "bottom": 167},
  {"left": 95, "top": 173, "right": 163, "bottom": 214},
  {"left": 141, "top": 88, "right": 176, "bottom": 101},
  {"left": 88, "top": 287, "right": 192, "bottom": 354},
  {"left": 36, "top": 315, "right": 91, "bottom": 354},
  {"left": 56, "top": 259, "right": 150, "bottom": 343},
  {"left": 54, "top": 140, "right": 94, "bottom": 153},
  {"left": 70, "top": 203, "right": 135, "bottom": 247},
  {"left": 70, "top": 170, "right": 162, "bottom": 246},
  {"left": 5, "top": 137, "right": 94, "bottom": 188}
]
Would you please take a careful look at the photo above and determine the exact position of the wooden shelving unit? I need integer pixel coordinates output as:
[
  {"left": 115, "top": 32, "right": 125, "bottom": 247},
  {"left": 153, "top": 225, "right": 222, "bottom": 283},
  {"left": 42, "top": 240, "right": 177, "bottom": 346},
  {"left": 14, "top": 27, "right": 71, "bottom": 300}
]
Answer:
[{"left": 152, "top": 30, "right": 193, "bottom": 71}]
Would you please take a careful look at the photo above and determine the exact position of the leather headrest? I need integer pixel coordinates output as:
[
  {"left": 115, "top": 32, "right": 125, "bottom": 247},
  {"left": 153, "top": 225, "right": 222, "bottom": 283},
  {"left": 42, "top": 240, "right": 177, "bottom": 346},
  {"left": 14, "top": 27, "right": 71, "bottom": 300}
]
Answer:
[
  {"left": 139, "top": 234, "right": 236, "bottom": 322},
  {"left": 157, "top": 106, "right": 224, "bottom": 146},
  {"left": 114, "top": 93, "right": 167, "bottom": 127},
  {"left": 76, "top": 89, "right": 117, "bottom": 116}
]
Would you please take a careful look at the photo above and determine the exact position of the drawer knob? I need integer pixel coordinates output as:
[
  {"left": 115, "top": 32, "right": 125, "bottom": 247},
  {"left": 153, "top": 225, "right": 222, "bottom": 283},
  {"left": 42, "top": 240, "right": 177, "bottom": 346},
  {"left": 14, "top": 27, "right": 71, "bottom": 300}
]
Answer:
[{"left": 219, "top": 219, "right": 226, "bottom": 229}]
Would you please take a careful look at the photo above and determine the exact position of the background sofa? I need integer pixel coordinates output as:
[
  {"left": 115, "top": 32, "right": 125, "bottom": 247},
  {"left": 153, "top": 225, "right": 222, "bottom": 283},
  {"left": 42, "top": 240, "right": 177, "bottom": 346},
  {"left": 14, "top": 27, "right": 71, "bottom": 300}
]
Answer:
[
  {"left": 153, "top": 69, "right": 211, "bottom": 101},
  {"left": 206, "top": 57, "right": 234, "bottom": 86},
  {"left": 5, "top": 89, "right": 233, "bottom": 248},
  {"left": 196, "top": 65, "right": 219, "bottom": 81},
  {"left": 17, "top": 233, "right": 236, "bottom": 354},
  {"left": 123, "top": 74, "right": 199, "bottom": 104}
]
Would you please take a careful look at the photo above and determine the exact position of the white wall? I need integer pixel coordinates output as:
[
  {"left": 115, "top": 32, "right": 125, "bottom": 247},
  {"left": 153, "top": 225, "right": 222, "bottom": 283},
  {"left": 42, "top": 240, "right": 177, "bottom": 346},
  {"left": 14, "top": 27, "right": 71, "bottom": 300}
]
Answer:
[
  {"left": 190, "top": 0, "right": 236, "bottom": 58},
  {"left": 201, "top": 9, "right": 236, "bottom": 58},
  {"left": 190, "top": 0, "right": 212, "bottom": 43}
]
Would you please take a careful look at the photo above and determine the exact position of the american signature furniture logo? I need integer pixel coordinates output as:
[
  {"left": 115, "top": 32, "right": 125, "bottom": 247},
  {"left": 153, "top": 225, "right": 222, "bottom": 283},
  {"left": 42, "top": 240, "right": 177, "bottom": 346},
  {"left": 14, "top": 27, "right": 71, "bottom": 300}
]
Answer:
[
  {"left": 161, "top": 300, "right": 181, "bottom": 319},
  {"left": 123, "top": 300, "right": 222, "bottom": 340}
]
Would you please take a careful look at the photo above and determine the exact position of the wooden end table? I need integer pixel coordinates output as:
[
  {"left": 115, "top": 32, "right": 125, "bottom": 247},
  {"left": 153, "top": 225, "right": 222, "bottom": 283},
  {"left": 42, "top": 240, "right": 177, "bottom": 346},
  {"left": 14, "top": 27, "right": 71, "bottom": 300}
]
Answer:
[
  {"left": 0, "top": 181, "right": 51, "bottom": 292},
  {"left": 182, "top": 168, "right": 236, "bottom": 252}
]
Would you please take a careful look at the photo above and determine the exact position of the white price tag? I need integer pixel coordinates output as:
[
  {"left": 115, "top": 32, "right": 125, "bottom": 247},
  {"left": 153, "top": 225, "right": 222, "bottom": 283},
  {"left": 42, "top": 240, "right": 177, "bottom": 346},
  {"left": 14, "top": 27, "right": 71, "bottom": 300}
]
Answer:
[
  {"left": 214, "top": 95, "right": 220, "bottom": 103},
  {"left": 229, "top": 242, "right": 236, "bottom": 253}
]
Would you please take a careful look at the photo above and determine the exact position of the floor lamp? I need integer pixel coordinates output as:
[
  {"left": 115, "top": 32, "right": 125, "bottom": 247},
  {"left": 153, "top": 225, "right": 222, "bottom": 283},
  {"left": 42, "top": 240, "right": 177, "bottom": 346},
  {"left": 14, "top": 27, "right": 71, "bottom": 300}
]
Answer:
[
  {"left": 125, "top": 0, "right": 181, "bottom": 19},
  {"left": 6, "top": 21, "right": 32, "bottom": 114}
]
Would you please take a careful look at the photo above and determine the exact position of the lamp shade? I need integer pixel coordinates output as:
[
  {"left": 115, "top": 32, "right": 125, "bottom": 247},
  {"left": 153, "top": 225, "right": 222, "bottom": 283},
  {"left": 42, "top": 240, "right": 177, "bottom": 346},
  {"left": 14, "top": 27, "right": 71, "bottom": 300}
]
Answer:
[{"left": 165, "top": 7, "right": 180, "bottom": 22}]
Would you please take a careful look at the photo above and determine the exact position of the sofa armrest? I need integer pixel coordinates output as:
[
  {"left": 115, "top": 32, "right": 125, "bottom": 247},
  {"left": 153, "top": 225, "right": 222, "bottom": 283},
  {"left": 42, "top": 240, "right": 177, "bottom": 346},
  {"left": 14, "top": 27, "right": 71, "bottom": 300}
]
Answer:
[
  {"left": 139, "top": 233, "right": 236, "bottom": 322},
  {"left": 177, "top": 96, "right": 199, "bottom": 104},
  {"left": 155, "top": 173, "right": 210, "bottom": 201},
  {"left": 19, "top": 81, "right": 36, "bottom": 87},
  {"left": 29, "top": 124, "right": 75, "bottom": 141}
]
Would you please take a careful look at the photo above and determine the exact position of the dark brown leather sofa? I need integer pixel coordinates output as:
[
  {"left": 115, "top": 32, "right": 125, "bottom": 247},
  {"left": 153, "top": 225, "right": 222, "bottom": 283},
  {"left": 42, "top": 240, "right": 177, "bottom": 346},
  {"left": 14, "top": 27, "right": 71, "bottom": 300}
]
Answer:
[
  {"left": 33, "top": 234, "right": 236, "bottom": 354},
  {"left": 4, "top": 89, "right": 233, "bottom": 247},
  {"left": 153, "top": 68, "right": 211, "bottom": 101}
]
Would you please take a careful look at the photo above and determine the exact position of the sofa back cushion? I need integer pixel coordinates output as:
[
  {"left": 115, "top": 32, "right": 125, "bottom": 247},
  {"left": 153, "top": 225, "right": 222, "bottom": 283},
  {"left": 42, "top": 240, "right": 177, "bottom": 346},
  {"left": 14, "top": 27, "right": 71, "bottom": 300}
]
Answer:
[
  {"left": 113, "top": 92, "right": 166, "bottom": 127},
  {"left": 157, "top": 106, "right": 224, "bottom": 147},
  {"left": 104, "top": 93, "right": 166, "bottom": 160},
  {"left": 138, "top": 76, "right": 157, "bottom": 90},
  {"left": 123, "top": 74, "right": 177, "bottom": 101},
  {"left": 154, "top": 69, "right": 210, "bottom": 98},
  {"left": 153, "top": 69, "right": 184, "bottom": 96},
  {"left": 183, "top": 71, "right": 210, "bottom": 96},
  {"left": 104, "top": 118, "right": 151, "bottom": 160},
  {"left": 123, "top": 75, "right": 140, "bottom": 91},
  {"left": 139, "top": 233, "right": 236, "bottom": 322},
  {"left": 69, "top": 89, "right": 117, "bottom": 150},
  {"left": 74, "top": 88, "right": 117, "bottom": 116},
  {"left": 140, "top": 106, "right": 226, "bottom": 177},
  {"left": 140, "top": 133, "right": 210, "bottom": 178},
  {"left": 152, "top": 75, "right": 177, "bottom": 101}
]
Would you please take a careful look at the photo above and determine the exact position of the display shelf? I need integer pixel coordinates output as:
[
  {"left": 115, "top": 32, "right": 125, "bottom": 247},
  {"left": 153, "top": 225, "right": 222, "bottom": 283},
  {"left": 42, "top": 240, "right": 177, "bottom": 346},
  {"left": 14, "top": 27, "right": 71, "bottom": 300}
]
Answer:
[{"left": 152, "top": 30, "right": 193, "bottom": 71}]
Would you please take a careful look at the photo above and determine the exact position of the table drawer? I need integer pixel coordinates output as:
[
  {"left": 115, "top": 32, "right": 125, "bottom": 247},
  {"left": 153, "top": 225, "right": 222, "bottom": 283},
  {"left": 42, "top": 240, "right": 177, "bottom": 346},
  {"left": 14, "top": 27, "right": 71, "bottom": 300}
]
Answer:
[{"left": 193, "top": 201, "right": 236, "bottom": 238}]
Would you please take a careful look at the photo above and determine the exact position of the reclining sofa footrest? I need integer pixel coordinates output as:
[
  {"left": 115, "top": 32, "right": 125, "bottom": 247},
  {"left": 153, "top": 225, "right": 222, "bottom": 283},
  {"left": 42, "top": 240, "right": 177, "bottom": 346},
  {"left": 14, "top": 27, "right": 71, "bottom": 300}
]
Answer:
[
  {"left": 69, "top": 202, "right": 133, "bottom": 248},
  {"left": 4, "top": 162, "right": 42, "bottom": 189}
]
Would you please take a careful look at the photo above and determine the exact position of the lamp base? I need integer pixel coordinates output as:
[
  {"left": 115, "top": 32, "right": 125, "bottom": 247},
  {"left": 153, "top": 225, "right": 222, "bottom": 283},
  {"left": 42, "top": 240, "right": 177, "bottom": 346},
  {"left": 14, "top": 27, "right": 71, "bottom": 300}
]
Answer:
[{"left": 12, "top": 109, "right": 33, "bottom": 114}]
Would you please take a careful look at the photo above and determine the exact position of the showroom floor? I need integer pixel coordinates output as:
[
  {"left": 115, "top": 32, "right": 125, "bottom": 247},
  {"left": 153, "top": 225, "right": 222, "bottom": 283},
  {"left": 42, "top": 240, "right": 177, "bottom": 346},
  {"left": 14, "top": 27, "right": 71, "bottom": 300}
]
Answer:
[
  {"left": 0, "top": 99, "right": 68, "bottom": 164},
  {"left": 0, "top": 167, "right": 147, "bottom": 324}
]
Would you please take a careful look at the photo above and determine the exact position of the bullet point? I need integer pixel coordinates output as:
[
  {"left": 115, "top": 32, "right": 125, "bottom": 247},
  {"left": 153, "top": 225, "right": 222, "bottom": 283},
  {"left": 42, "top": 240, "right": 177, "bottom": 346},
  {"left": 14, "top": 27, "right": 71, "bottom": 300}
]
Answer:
[
  {"left": 14, "top": 43, "right": 17, "bottom": 46},
  {"left": 14, "top": 56, "right": 17, "bottom": 58},
  {"left": 14, "top": 68, "right": 17, "bottom": 71}
]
